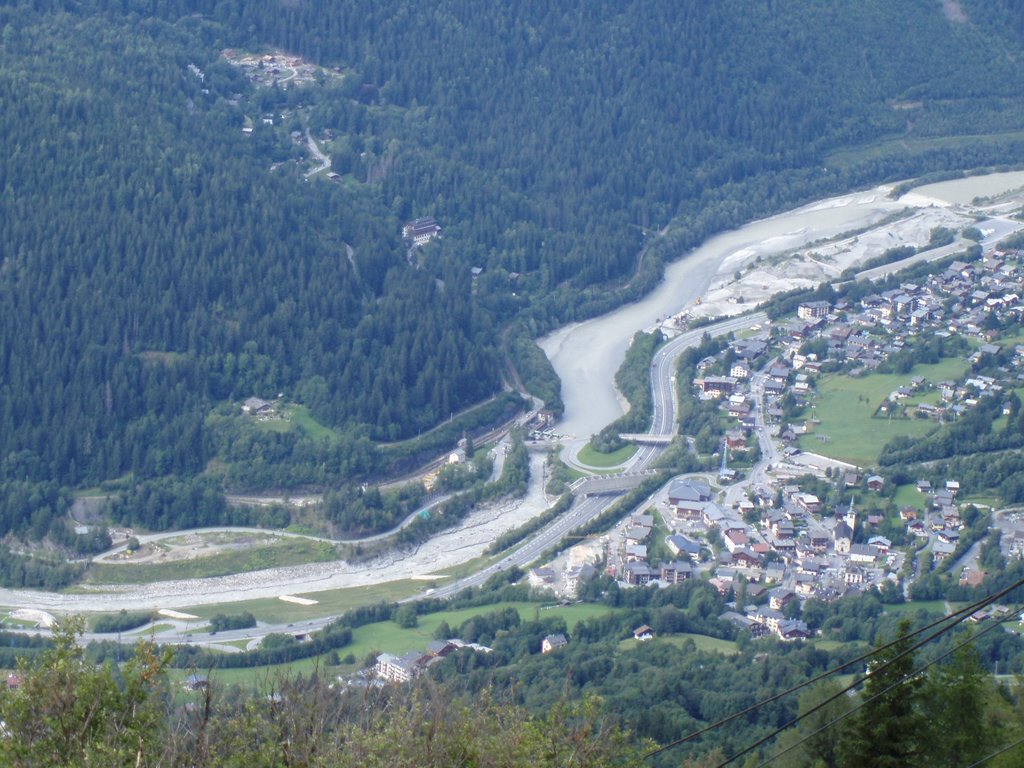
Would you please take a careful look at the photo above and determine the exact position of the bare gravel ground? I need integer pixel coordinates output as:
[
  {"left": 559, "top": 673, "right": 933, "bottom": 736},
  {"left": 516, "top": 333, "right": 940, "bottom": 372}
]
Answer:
[
  {"left": 681, "top": 194, "right": 979, "bottom": 324},
  {"left": 0, "top": 453, "right": 554, "bottom": 614}
]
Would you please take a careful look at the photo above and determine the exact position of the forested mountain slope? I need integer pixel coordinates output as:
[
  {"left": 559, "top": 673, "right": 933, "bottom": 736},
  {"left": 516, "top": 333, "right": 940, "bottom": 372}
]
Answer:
[{"left": 4, "top": 0, "right": 1024, "bottom": 540}]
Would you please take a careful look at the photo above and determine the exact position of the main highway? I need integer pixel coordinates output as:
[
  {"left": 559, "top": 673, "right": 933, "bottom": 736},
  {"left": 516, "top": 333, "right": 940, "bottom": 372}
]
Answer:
[{"left": 415, "top": 310, "right": 770, "bottom": 602}]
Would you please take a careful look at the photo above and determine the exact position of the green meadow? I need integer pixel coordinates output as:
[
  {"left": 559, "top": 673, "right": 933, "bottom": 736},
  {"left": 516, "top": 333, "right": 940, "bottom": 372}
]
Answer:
[{"left": 798, "top": 357, "right": 969, "bottom": 466}]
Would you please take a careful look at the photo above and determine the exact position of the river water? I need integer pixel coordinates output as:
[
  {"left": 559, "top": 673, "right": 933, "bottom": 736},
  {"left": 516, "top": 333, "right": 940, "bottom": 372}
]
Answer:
[{"left": 540, "top": 171, "right": 1024, "bottom": 440}]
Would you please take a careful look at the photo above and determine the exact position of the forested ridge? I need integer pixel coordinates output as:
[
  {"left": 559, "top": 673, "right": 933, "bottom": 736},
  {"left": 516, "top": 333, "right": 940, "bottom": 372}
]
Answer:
[{"left": 6, "top": 0, "right": 1024, "bottom": 544}]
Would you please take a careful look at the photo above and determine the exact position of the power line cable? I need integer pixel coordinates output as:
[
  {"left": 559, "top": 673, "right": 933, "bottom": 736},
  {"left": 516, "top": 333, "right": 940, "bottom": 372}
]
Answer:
[
  {"left": 962, "top": 736, "right": 1024, "bottom": 768},
  {"left": 642, "top": 574, "right": 1024, "bottom": 761},
  {"left": 709, "top": 587, "right": 1024, "bottom": 768},
  {"left": 712, "top": 593, "right": 1015, "bottom": 768},
  {"left": 754, "top": 604, "right": 1023, "bottom": 768}
]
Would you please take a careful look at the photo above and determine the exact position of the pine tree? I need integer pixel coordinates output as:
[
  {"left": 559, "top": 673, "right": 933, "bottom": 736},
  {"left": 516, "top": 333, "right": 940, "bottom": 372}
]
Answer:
[
  {"left": 921, "top": 640, "right": 999, "bottom": 768},
  {"left": 837, "top": 621, "right": 924, "bottom": 768}
]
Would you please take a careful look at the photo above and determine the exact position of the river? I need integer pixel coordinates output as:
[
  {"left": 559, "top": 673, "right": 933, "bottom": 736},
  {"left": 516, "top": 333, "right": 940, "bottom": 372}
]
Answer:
[{"left": 541, "top": 171, "right": 1024, "bottom": 440}]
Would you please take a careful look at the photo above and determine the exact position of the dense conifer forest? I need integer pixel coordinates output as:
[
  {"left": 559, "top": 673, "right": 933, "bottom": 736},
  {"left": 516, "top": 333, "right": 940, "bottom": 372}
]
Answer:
[{"left": 5, "top": 0, "right": 1024, "bottom": 544}]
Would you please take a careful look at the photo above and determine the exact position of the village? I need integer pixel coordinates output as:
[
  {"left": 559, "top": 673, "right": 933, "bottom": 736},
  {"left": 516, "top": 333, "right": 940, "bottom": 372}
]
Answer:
[{"left": 524, "top": 235, "right": 1024, "bottom": 645}]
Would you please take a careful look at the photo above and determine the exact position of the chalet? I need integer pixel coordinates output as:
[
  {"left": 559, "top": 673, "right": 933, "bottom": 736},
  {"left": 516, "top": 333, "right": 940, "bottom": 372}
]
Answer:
[
  {"left": 242, "top": 397, "right": 275, "bottom": 415},
  {"left": 733, "top": 339, "right": 768, "bottom": 360},
  {"left": 868, "top": 536, "right": 891, "bottom": 554},
  {"left": 732, "top": 549, "right": 761, "bottom": 568},
  {"left": 702, "top": 503, "right": 729, "bottom": 528},
  {"left": 660, "top": 561, "right": 693, "bottom": 584},
  {"left": 624, "top": 544, "right": 648, "bottom": 562},
  {"left": 866, "top": 475, "right": 885, "bottom": 492},
  {"left": 730, "top": 361, "right": 751, "bottom": 379},
  {"left": 932, "top": 540, "right": 956, "bottom": 563},
  {"left": 797, "top": 301, "right": 831, "bottom": 320},
  {"left": 770, "top": 536, "right": 796, "bottom": 554},
  {"left": 625, "top": 526, "right": 652, "bottom": 544},
  {"left": 666, "top": 534, "right": 701, "bottom": 558},
  {"left": 849, "top": 543, "right": 879, "bottom": 563},
  {"left": 769, "top": 588, "right": 797, "bottom": 611},
  {"left": 938, "top": 530, "right": 960, "bottom": 545},
  {"left": 795, "top": 494, "right": 822, "bottom": 515},
  {"left": 709, "top": 577, "right": 733, "bottom": 595},
  {"left": 674, "top": 499, "right": 709, "bottom": 522},
  {"left": 719, "top": 611, "right": 769, "bottom": 638},
  {"left": 771, "top": 520, "right": 795, "bottom": 539},
  {"left": 403, "top": 217, "right": 441, "bottom": 246},
  {"left": 716, "top": 567, "right": 737, "bottom": 584},
  {"left": 807, "top": 526, "right": 830, "bottom": 549},
  {"left": 777, "top": 619, "right": 812, "bottom": 641},
  {"left": 795, "top": 574, "right": 817, "bottom": 596},
  {"left": 727, "top": 401, "right": 751, "bottom": 419},
  {"left": 724, "top": 529, "right": 749, "bottom": 553},
  {"left": 633, "top": 625, "right": 654, "bottom": 642},
  {"left": 752, "top": 607, "right": 784, "bottom": 633},
  {"left": 668, "top": 478, "right": 712, "bottom": 506},
  {"left": 698, "top": 376, "right": 738, "bottom": 397},
  {"left": 376, "top": 652, "right": 426, "bottom": 683},
  {"left": 623, "top": 561, "right": 655, "bottom": 585},
  {"left": 541, "top": 634, "right": 568, "bottom": 653}
]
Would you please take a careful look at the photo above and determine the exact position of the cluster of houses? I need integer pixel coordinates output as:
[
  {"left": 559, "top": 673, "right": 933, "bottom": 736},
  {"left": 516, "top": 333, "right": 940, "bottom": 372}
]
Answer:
[
  {"left": 691, "top": 247, "right": 1024, "bottom": 460},
  {"left": 656, "top": 471, "right": 981, "bottom": 641},
  {"left": 720, "top": 587, "right": 812, "bottom": 642},
  {"left": 521, "top": 244, "right": 1024, "bottom": 646},
  {"left": 373, "top": 638, "right": 492, "bottom": 684}
]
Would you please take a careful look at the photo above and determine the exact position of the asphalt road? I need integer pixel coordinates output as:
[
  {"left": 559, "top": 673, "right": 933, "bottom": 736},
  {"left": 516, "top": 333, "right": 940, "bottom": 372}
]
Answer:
[{"left": 425, "top": 311, "right": 771, "bottom": 601}]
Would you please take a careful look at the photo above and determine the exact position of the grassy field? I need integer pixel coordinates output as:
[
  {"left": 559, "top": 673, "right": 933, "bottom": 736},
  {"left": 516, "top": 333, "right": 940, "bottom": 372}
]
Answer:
[
  {"left": 249, "top": 403, "right": 338, "bottom": 442},
  {"left": 168, "top": 654, "right": 331, "bottom": 691},
  {"left": 342, "top": 602, "right": 621, "bottom": 663},
  {"left": 87, "top": 539, "right": 339, "bottom": 585},
  {"left": 893, "top": 484, "right": 928, "bottom": 511},
  {"left": 437, "top": 551, "right": 506, "bottom": 580},
  {"left": 797, "top": 357, "right": 969, "bottom": 466},
  {"left": 811, "top": 639, "right": 867, "bottom": 652},
  {"left": 617, "top": 633, "right": 738, "bottom": 655},
  {"left": 172, "top": 602, "right": 622, "bottom": 689},
  {"left": 286, "top": 404, "right": 337, "bottom": 441},
  {"left": 883, "top": 599, "right": 953, "bottom": 617},
  {"left": 576, "top": 443, "right": 638, "bottom": 469},
  {"left": 182, "top": 579, "right": 430, "bottom": 625},
  {"left": 824, "top": 130, "right": 1024, "bottom": 170}
]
